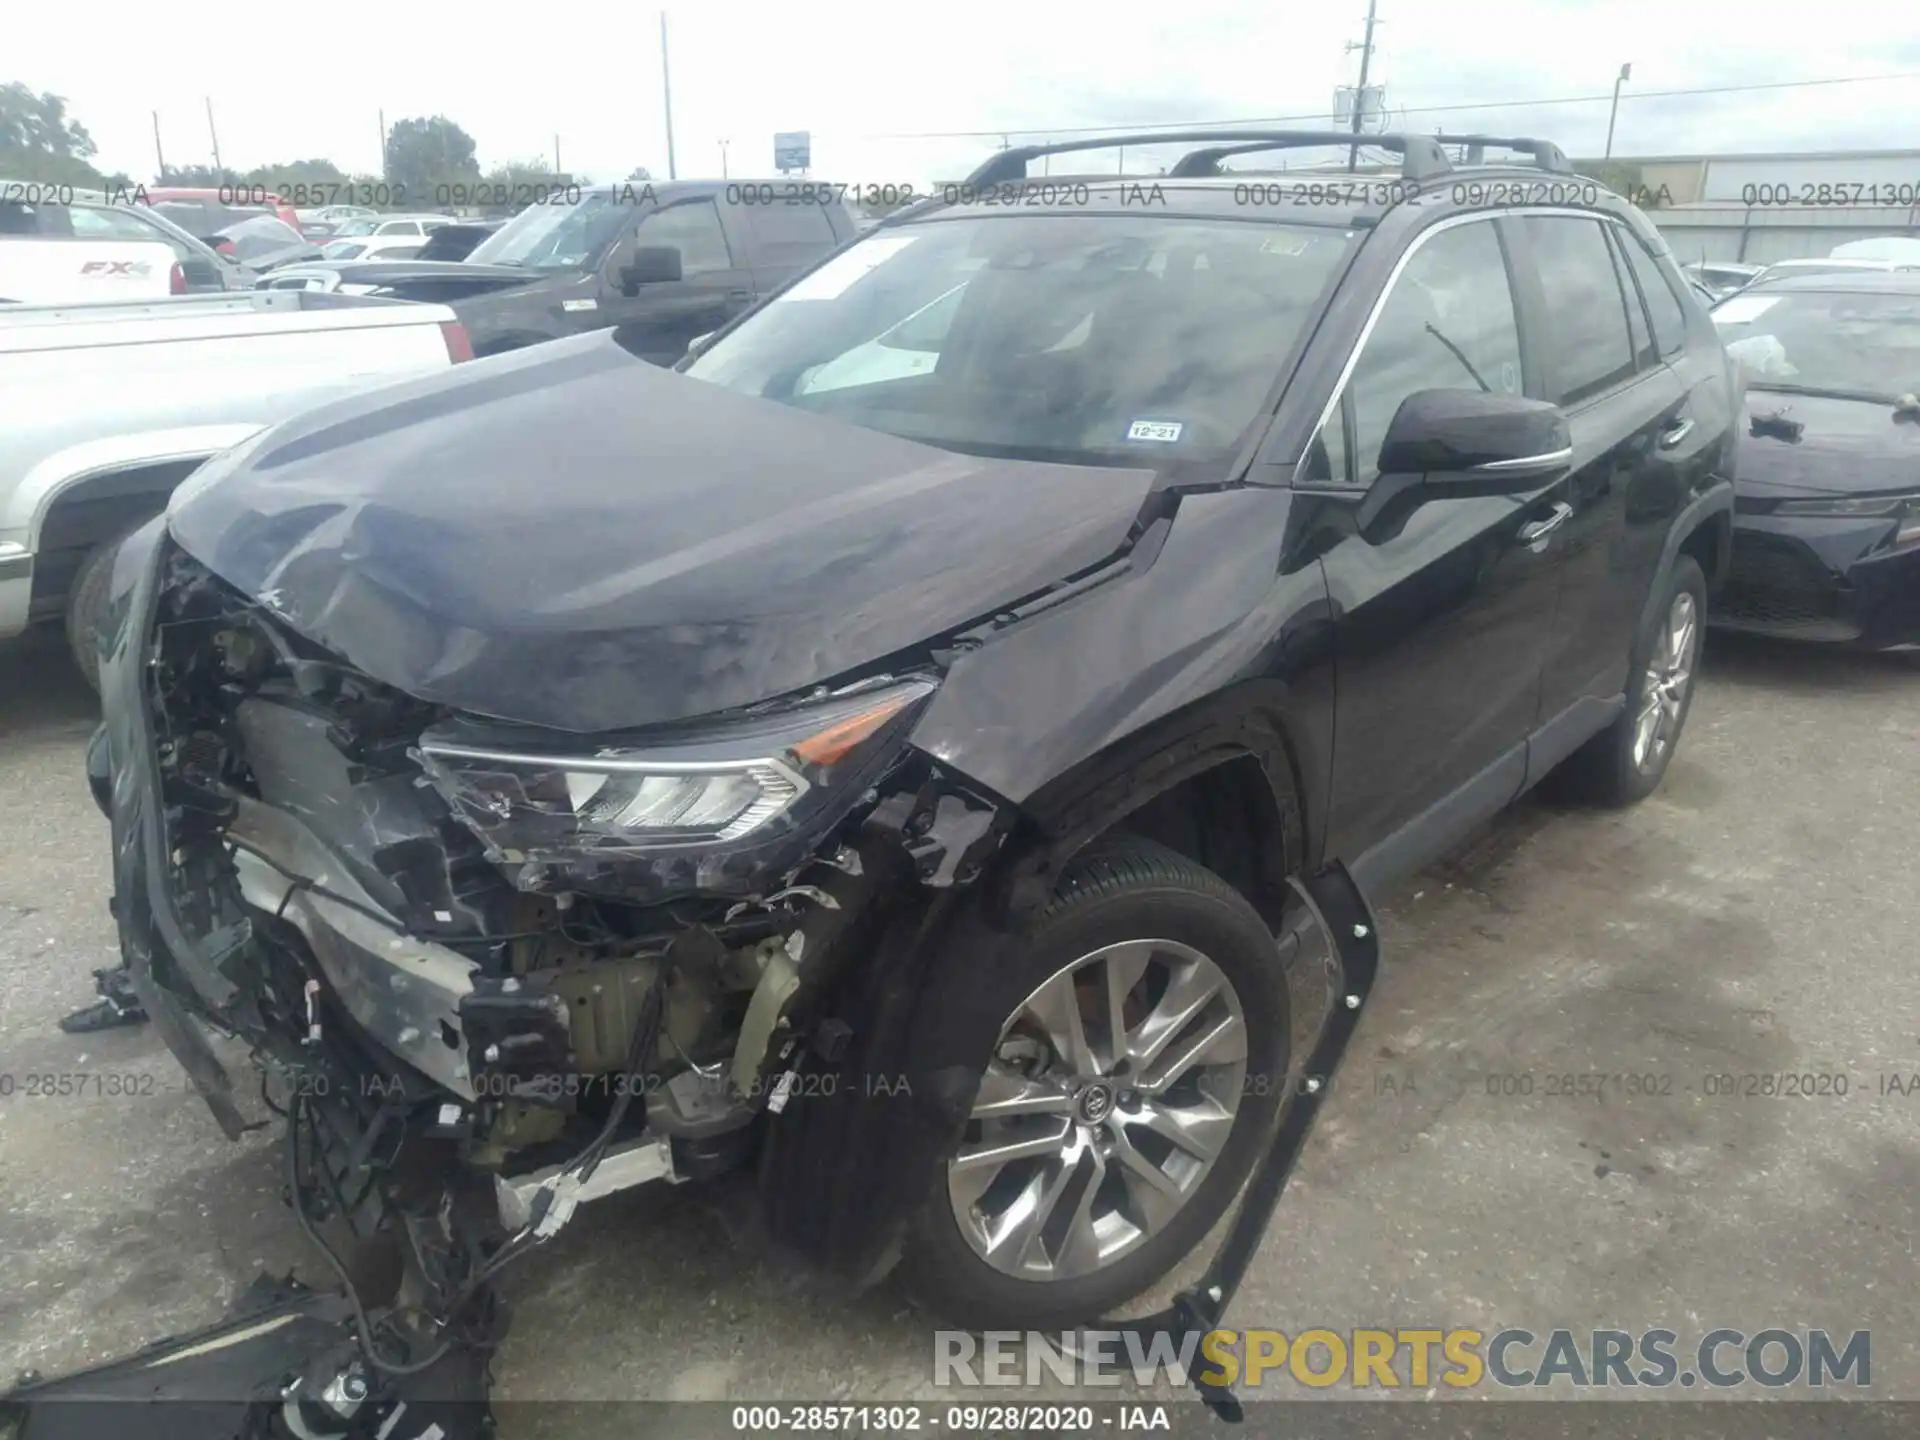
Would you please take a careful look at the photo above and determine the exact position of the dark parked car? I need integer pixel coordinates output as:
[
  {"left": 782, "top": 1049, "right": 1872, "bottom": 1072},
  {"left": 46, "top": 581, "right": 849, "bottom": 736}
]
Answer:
[
  {"left": 414, "top": 219, "right": 505, "bottom": 262},
  {"left": 72, "top": 132, "right": 1733, "bottom": 1416},
  {"left": 258, "top": 180, "right": 858, "bottom": 360},
  {"left": 1710, "top": 272, "right": 1920, "bottom": 646}
]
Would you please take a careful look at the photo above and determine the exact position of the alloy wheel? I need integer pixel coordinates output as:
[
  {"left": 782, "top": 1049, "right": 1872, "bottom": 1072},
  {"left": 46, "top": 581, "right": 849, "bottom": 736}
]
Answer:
[
  {"left": 946, "top": 939, "right": 1248, "bottom": 1282},
  {"left": 1633, "top": 589, "right": 1699, "bottom": 773}
]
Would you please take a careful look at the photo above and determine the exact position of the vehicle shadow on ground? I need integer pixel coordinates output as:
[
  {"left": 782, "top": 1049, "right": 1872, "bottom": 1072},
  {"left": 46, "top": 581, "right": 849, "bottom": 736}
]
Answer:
[
  {"left": 0, "top": 627, "right": 97, "bottom": 738},
  {"left": 1702, "top": 629, "right": 1920, "bottom": 695}
]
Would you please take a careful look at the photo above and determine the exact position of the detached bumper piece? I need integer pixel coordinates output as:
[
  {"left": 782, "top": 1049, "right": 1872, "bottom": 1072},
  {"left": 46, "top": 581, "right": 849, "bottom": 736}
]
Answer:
[
  {"left": 1715, "top": 533, "right": 1863, "bottom": 641},
  {"left": 1717, "top": 523, "right": 1920, "bottom": 648},
  {"left": 1115, "top": 861, "right": 1381, "bottom": 1422},
  {"left": 0, "top": 1276, "right": 492, "bottom": 1440}
]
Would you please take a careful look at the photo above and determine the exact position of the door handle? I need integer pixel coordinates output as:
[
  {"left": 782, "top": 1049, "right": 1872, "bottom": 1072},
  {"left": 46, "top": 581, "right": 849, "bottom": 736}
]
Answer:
[
  {"left": 727, "top": 288, "right": 753, "bottom": 304},
  {"left": 1517, "top": 501, "right": 1574, "bottom": 551},
  {"left": 1658, "top": 417, "right": 1694, "bottom": 449}
]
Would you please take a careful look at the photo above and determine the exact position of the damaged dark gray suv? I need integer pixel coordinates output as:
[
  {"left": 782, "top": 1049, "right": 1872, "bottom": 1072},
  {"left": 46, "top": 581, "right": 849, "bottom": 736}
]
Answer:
[{"left": 71, "top": 131, "right": 1736, "bottom": 1418}]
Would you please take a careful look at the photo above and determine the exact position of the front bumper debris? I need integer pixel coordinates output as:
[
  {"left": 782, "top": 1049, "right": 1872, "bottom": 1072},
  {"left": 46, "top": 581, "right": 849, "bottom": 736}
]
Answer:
[
  {"left": 0, "top": 1275, "right": 493, "bottom": 1440},
  {"left": 1717, "top": 514, "right": 1920, "bottom": 647}
]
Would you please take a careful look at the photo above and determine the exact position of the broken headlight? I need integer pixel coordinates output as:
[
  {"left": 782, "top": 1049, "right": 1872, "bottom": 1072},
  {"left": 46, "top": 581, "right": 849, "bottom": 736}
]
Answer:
[{"left": 415, "top": 676, "right": 938, "bottom": 863}]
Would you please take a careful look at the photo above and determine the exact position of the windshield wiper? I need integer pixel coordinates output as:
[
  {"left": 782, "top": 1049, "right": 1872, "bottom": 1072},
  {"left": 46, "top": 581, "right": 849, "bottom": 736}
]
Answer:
[{"left": 1424, "top": 323, "right": 1489, "bottom": 392}]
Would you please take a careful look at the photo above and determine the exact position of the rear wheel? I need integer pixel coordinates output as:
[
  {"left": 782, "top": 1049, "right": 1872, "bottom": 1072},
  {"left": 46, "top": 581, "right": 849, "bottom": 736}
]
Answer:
[
  {"left": 900, "top": 837, "right": 1290, "bottom": 1330},
  {"left": 1558, "top": 555, "right": 1706, "bottom": 805}
]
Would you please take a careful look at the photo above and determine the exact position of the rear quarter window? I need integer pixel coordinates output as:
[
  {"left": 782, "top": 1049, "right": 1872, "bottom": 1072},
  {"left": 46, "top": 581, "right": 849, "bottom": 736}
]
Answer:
[{"left": 735, "top": 200, "right": 840, "bottom": 266}]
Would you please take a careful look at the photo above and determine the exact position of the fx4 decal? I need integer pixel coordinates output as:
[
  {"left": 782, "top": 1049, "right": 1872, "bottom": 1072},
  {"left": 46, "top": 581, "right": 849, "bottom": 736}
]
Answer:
[{"left": 79, "top": 260, "right": 153, "bottom": 276}]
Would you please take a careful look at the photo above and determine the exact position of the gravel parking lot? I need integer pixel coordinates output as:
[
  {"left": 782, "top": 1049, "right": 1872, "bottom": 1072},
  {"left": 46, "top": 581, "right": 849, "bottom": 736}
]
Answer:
[{"left": 2, "top": 621, "right": 1917, "bottom": 1431}]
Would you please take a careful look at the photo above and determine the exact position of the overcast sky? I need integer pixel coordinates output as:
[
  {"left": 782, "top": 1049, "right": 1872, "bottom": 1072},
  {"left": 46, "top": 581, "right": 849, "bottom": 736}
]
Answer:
[{"left": 12, "top": 0, "right": 1920, "bottom": 186}]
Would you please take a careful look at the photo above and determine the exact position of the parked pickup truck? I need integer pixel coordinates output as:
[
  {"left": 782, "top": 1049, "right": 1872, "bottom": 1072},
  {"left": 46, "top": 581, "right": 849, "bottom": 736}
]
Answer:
[
  {"left": 253, "top": 180, "right": 858, "bottom": 363},
  {"left": 0, "top": 290, "right": 472, "bottom": 686}
]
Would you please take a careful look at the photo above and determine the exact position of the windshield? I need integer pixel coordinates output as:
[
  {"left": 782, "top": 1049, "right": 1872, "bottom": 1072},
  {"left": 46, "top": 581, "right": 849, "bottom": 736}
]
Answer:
[
  {"left": 323, "top": 239, "right": 366, "bottom": 259},
  {"left": 684, "top": 214, "right": 1355, "bottom": 464},
  {"left": 1714, "top": 289, "right": 1920, "bottom": 398},
  {"left": 465, "top": 193, "right": 633, "bottom": 269},
  {"left": 333, "top": 218, "right": 378, "bottom": 238}
]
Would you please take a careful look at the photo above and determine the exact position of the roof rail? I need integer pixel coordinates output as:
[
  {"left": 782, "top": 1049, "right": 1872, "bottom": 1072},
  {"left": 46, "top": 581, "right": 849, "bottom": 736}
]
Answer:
[
  {"left": 1431, "top": 134, "right": 1573, "bottom": 174},
  {"left": 964, "top": 130, "right": 1456, "bottom": 187}
]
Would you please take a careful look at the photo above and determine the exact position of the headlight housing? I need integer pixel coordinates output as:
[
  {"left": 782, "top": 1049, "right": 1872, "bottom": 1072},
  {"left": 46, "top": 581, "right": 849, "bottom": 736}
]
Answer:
[
  {"left": 1770, "top": 493, "right": 1920, "bottom": 546},
  {"left": 415, "top": 676, "right": 937, "bottom": 866}
]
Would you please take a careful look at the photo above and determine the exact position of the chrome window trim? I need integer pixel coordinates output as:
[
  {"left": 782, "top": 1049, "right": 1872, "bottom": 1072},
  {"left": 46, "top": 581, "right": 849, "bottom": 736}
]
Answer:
[{"left": 1295, "top": 204, "right": 1639, "bottom": 489}]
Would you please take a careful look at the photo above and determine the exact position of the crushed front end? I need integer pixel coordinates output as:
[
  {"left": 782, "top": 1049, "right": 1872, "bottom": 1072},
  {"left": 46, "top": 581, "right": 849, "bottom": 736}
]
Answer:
[{"left": 75, "top": 519, "right": 1009, "bottom": 1431}]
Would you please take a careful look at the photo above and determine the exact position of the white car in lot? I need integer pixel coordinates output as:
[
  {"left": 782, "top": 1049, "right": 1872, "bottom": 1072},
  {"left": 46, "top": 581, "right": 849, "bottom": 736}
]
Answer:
[
  {"left": 320, "top": 233, "right": 428, "bottom": 262},
  {"left": 327, "top": 213, "right": 454, "bottom": 241}
]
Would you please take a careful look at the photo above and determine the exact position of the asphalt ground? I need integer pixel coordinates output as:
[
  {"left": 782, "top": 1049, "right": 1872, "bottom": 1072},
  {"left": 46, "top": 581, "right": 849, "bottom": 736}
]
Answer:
[{"left": 2, "top": 620, "right": 1916, "bottom": 1437}]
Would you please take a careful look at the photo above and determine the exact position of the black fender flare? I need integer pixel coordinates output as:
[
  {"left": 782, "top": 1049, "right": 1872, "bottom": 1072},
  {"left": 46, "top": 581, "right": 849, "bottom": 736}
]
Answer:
[
  {"left": 988, "top": 679, "right": 1313, "bottom": 924},
  {"left": 1639, "top": 479, "right": 1734, "bottom": 643}
]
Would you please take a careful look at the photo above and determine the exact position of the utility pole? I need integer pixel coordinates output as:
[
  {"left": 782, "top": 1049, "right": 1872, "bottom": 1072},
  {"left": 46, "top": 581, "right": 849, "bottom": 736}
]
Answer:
[
  {"left": 152, "top": 111, "right": 167, "bottom": 183},
  {"left": 378, "top": 109, "right": 387, "bottom": 181},
  {"left": 1604, "top": 62, "right": 1633, "bottom": 161},
  {"left": 554, "top": 135, "right": 562, "bottom": 173},
  {"left": 1345, "top": 0, "right": 1379, "bottom": 174},
  {"left": 205, "top": 97, "right": 223, "bottom": 179},
  {"left": 718, "top": 137, "right": 730, "bottom": 179},
  {"left": 660, "top": 12, "right": 678, "bottom": 179}
]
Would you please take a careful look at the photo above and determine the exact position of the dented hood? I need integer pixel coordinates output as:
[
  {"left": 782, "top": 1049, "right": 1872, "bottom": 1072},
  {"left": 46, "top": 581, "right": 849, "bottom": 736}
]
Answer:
[{"left": 167, "top": 331, "right": 1155, "bottom": 733}]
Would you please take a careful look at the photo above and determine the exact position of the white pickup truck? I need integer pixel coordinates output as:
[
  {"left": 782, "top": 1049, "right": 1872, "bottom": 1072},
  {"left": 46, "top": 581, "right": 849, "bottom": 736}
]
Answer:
[{"left": 0, "top": 290, "right": 473, "bottom": 686}]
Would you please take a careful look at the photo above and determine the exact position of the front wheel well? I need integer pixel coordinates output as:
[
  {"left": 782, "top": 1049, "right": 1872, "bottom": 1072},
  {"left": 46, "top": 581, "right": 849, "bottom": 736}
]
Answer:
[{"left": 1082, "top": 753, "right": 1299, "bottom": 933}]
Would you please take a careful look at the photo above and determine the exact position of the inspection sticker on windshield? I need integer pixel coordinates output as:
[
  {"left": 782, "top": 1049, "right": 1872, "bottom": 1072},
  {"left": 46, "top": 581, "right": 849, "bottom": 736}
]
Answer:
[
  {"left": 782, "top": 235, "right": 919, "bottom": 302},
  {"left": 1712, "top": 294, "right": 1783, "bottom": 324},
  {"left": 1127, "top": 419, "right": 1184, "bottom": 443}
]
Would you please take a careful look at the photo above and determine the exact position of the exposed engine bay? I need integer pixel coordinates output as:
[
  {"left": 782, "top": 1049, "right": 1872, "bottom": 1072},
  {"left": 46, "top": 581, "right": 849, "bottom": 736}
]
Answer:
[{"left": 33, "top": 538, "right": 1015, "bottom": 1436}]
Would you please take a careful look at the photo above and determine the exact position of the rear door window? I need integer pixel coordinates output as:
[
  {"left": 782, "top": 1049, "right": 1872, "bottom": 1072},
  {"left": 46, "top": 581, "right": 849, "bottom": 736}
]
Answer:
[
  {"left": 1603, "top": 227, "right": 1654, "bottom": 370},
  {"left": 68, "top": 204, "right": 192, "bottom": 261},
  {"left": 0, "top": 200, "right": 70, "bottom": 236},
  {"left": 736, "top": 200, "right": 840, "bottom": 267},
  {"left": 1620, "top": 232, "right": 1689, "bottom": 358}
]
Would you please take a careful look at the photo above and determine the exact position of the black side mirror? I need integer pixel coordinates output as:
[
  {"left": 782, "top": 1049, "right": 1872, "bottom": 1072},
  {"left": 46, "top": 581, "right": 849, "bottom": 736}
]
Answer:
[
  {"left": 618, "top": 245, "right": 683, "bottom": 294},
  {"left": 1377, "top": 388, "right": 1571, "bottom": 488}
]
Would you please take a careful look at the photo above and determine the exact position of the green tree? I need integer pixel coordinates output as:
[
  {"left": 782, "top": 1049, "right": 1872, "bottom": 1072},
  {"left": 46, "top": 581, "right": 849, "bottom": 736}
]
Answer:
[
  {"left": 384, "top": 116, "right": 479, "bottom": 209},
  {"left": 0, "top": 81, "right": 122, "bottom": 189},
  {"left": 469, "top": 157, "right": 575, "bottom": 213}
]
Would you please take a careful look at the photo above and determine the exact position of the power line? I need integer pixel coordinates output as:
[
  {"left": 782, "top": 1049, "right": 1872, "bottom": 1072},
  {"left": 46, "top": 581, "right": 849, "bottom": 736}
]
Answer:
[{"left": 856, "top": 69, "right": 1920, "bottom": 143}]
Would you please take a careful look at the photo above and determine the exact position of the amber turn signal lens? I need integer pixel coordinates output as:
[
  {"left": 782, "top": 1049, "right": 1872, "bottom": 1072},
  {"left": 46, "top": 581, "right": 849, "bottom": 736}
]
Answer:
[{"left": 791, "top": 697, "right": 914, "bottom": 767}]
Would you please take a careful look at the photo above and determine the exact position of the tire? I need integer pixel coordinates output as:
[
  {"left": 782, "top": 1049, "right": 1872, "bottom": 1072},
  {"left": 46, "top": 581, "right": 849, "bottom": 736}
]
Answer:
[
  {"left": 899, "top": 836, "right": 1291, "bottom": 1330},
  {"left": 64, "top": 532, "right": 133, "bottom": 695},
  {"left": 1557, "top": 555, "right": 1707, "bottom": 806}
]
